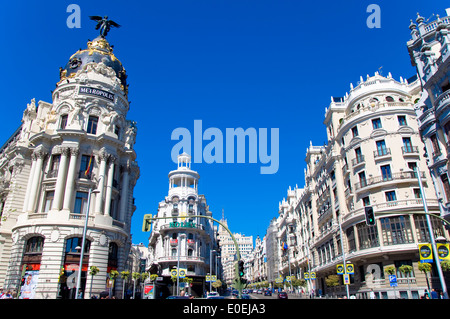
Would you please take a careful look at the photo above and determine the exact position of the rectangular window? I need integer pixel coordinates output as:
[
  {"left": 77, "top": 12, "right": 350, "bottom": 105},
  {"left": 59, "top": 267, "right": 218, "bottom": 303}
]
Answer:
[
  {"left": 398, "top": 115, "right": 407, "bottom": 126},
  {"left": 441, "top": 174, "right": 450, "bottom": 202},
  {"left": 354, "top": 147, "right": 364, "bottom": 164},
  {"left": 430, "top": 134, "right": 441, "bottom": 156},
  {"left": 402, "top": 137, "right": 413, "bottom": 153},
  {"left": 74, "top": 192, "right": 89, "bottom": 214},
  {"left": 358, "top": 171, "right": 367, "bottom": 188},
  {"left": 372, "top": 118, "right": 382, "bottom": 129},
  {"left": 375, "top": 140, "right": 387, "bottom": 156},
  {"left": 60, "top": 114, "right": 68, "bottom": 129},
  {"left": 79, "top": 155, "right": 93, "bottom": 178},
  {"left": 43, "top": 191, "right": 54, "bottom": 212},
  {"left": 381, "top": 165, "right": 392, "bottom": 180},
  {"left": 357, "top": 222, "right": 380, "bottom": 249},
  {"left": 87, "top": 116, "right": 98, "bottom": 135},
  {"left": 362, "top": 196, "right": 370, "bottom": 206},
  {"left": 385, "top": 190, "right": 396, "bottom": 202},
  {"left": 351, "top": 126, "right": 359, "bottom": 138},
  {"left": 381, "top": 216, "right": 414, "bottom": 246}
]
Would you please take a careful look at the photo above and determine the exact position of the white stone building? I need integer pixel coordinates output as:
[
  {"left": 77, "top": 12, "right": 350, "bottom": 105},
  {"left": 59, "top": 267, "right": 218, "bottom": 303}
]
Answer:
[
  {"left": 217, "top": 217, "right": 253, "bottom": 286},
  {"left": 268, "top": 71, "right": 450, "bottom": 299},
  {"left": 147, "top": 153, "right": 217, "bottom": 297},
  {"left": 0, "top": 33, "right": 139, "bottom": 299},
  {"left": 407, "top": 10, "right": 450, "bottom": 224}
]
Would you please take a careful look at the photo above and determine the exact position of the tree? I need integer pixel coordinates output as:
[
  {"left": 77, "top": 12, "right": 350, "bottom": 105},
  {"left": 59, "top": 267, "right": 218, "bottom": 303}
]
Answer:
[
  {"left": 108, "top": 270, "right": 119, "bottom": 298},
  {"left": 325, "top": 275, "right": 340, "bottom": 298},
  {"left": 441, "top": 260, "right": 450, "bottom": 272},
  {"left": 132, "top": 272, "right": 141, "bottom": 299},
  {"left": 399, "top": 265, "right": 413, "bottom": 299},
  {"left": 120, "top": 271, "right": 130, "bottom": 299},
  {"left": 89, "top": 266, "right": 99, "bottom": 298},
  {"left": 418, "top": 262, "right": 432, "bottom": 295}
]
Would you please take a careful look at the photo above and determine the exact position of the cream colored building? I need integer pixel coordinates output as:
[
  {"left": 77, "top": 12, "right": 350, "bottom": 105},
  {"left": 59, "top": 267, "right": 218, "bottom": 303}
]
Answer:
[
  {"left": 0, "top": 34, "right": 139, "bottom": 299},
  {"left": 271, "top": 72, "right": 450, "bottom": 299}
]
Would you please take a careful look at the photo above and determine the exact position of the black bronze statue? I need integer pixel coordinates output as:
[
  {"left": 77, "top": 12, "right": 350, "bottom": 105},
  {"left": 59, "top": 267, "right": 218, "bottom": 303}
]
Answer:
[{"left": 89, "top": 16, "right": 121, "bottom": 37}]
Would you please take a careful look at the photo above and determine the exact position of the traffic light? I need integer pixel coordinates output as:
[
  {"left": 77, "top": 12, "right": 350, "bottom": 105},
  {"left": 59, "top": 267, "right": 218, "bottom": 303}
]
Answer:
[
  {"left": 364, "top": 206, "right": 376, "bottom": 226},
  {"left": 142, "top": 214, "right": 153, "bottom": 232},
  {"left": 238, "top": 260, "right": 245, "bottom": 278}
]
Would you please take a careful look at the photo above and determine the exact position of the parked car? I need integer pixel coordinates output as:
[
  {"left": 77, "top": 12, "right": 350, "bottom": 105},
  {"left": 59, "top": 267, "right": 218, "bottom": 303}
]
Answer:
[
  {"left": 277, "top": 292, "right": 288, "bottom": 299},
  {"left": 241, "top": 294, "right": 251, "bottom": 299},
  {"left": 264, "top": 290, "right": 272, "bottom": 296}
]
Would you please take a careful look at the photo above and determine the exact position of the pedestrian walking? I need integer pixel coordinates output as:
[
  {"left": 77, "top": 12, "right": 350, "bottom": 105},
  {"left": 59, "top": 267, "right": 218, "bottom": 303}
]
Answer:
[{"left": 431, "top": 289, "right": 438, "bottom": 299}]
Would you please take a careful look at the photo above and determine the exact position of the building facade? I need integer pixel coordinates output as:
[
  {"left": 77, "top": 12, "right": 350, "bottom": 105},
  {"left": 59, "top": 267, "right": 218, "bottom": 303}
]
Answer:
[
  {"left": 217, "top": 217, "right": 253, "bottom": 286},
  {"left": 266, "top": 71, "right": 450, "bottom": 298},
  {"left": 147, "top": 153, "right": 217, "bottom": 297},
  {"left": 407, "top": 10, "right": 450, "bottom": 224},
  {"left": 0, "top": 33, "right": 139, "bottom": 298}
]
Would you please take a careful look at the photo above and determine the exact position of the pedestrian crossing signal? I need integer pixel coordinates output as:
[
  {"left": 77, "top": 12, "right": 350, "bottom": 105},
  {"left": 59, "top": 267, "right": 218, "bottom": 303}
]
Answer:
[{"left": 364, "top": 206, "right": 376, "bottom": 226}]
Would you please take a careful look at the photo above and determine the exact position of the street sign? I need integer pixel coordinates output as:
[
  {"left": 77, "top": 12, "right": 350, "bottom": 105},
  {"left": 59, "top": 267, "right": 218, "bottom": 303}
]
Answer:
[
  {"left": 343, "top": 274, "right": 350, "bottom": 285},
  {"left": 389, "top": 275, "right": 398, "bottom": 287}
]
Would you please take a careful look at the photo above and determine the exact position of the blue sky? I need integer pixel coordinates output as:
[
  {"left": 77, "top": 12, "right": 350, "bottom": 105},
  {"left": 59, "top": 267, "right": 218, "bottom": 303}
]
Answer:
[{"left": 0, "top": 1, "right": 447, "bottom": 245}]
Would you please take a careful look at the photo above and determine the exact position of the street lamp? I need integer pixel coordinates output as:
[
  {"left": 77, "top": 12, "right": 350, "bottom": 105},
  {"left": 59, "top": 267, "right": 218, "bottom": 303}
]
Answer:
[
  {"left": 75, "top": 188, "right": 99, "bottom": 299},
  {"left": 412, "top": 167, "right": 448, "bottom": 299},
  {"left": 209, "top": 250, "right": 216, "bottom": 293}
]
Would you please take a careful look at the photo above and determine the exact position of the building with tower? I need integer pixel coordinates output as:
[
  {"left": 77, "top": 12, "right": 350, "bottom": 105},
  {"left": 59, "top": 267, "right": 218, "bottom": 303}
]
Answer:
[
  {"left": 0, "top": 25, "right": 139, "bottom": 298},
  {"left": 147, "top": 153, "right": 218, "bottom": 297}
]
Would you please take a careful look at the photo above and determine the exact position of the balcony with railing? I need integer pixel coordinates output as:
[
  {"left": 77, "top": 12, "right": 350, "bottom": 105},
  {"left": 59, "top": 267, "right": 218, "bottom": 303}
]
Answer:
[
  {"left": 351, "top": 155, "right": 365, "bottom": 168},
  {"left": 354, "top": 171, "right": 425, "bottom": 191},
  {"left": 401, "top": 145, "right": 419, "bottom": 155},
  {"left": 373, "top": 148, "right": 391, "bottom": 159}
]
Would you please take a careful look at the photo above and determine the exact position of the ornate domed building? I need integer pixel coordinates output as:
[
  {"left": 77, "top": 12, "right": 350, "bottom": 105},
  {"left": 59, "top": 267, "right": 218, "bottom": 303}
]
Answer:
[{"left": 0, "top": 23, "right": 139, "bottom": 299}]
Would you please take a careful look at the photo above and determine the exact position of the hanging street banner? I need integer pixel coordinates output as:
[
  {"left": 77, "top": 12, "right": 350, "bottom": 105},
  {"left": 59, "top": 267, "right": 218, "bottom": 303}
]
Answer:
[
  {"left": 346, "top": 264, "right": 354, "bottom": 275},
  {"left": 171, "top": 269, "right": 178, "bottom": 278},
  {"left": 336, "top": 264, "right": 344, "bottom": 275},
  {"left": 437, "top": 243, "right": 450, "bottom": 261},
  {"left": 419, "top": 244, "right": 433, "bottom": 263}
]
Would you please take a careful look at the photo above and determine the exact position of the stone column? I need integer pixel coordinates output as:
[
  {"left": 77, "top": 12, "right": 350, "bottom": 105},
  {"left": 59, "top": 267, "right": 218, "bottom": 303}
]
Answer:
[
  {"left": 23, "top": 153, "right": 37, "bottom": 212},
  {"left": 52, "top": 147, "right": 70, "bottom": 210},
  {"left": 104, "top": 156, "right": 116, "bottom": 216},
  {"left": 62, "top": 147, "right": 79, "bottom": 211},
  {"left": 27, "top": 148, "right": 47, "bottom": 213},
  {"left": 94, "top": 150, "right": 109, "bottom": 215},
  {"left": 119, "top": 162, "right": 130, "bottom": 222}
]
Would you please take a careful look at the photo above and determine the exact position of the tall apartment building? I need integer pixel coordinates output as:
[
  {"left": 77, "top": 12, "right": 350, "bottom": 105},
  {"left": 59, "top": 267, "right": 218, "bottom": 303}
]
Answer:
[
  {"left": 217, "top": 217, "right": 253, "bottom": 286},
  {"left": 407, "top": 10, "right": 450, "bottom": 224},
  {"left": 0, "top": 32, "right": 140, "bottom": 298},
  {"left": 147, "top": 153, "right": 217, "bottom": 297},
  {"left": 272, "top": 71, "right": 450, "bottom": 299}
]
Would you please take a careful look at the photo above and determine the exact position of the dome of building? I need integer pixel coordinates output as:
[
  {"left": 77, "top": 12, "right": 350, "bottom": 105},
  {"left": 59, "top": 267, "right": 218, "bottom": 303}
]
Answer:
[{"left": 60, "top": 36, "right": 127, "bottom": 91}]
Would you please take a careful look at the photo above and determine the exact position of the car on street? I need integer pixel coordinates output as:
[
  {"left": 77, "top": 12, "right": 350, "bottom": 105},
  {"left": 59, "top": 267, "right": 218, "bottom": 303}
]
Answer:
[
  {"left": 241, "top": 294, "right": 251, "bottom": 299},
  {"left": 167, "top": 295, "right": 190, "bottom": 299},
  {"left": 264, "top": 290, "right": 272, "bottom": 296},
  {"left": 277, "top": 292, "right": 288, "bottom": 299}
]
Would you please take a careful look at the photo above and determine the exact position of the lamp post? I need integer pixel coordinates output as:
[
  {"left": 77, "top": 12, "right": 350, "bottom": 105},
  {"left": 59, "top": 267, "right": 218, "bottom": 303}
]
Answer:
[
  {"left": 75, "top": 188, "right": 99, "bottom": 299},
  {"left": 414, "top": 167, "right": 448, "bottom": 299}
]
